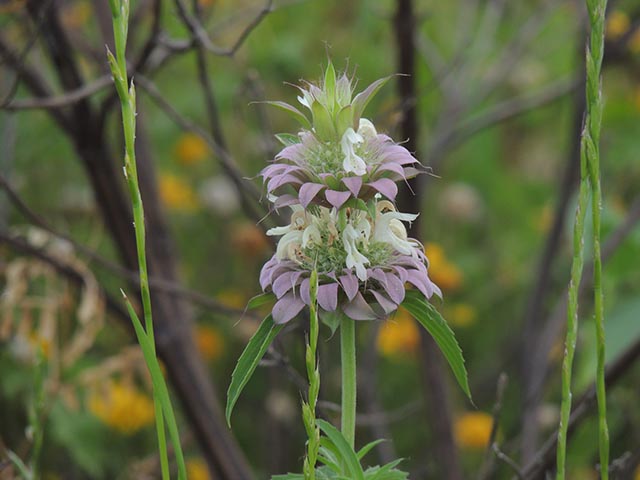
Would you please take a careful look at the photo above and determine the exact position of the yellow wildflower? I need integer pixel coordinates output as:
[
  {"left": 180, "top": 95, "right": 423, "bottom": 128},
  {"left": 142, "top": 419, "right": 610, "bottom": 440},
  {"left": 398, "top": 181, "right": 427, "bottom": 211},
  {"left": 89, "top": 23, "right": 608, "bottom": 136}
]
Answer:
[
  {"left": 28, "top": 332, "right": 51, "bottom": 358},
  {"left": 376, "top": 308, "right": 420, "bottom": 358},
  {"left": 230, "top": 223, "right": 270, "bottom": 258},
  {"left": 425, "top": 243, "right": 463, "bottom": 292},
  {"left": 606, "top": 11, "right": 630, "bottom": 41},
  {"left": 634, "top": 464, "right": 640, "bottom": 480},
  {"left": 194, "top": 325, "right": 224, "bottom": 362},
  {"left": 61, "top": 1, "right": 92, "bottom": 29},
  {"left": 186, "top": 458, "right": 211, "bottom": 480},
  {"left": 159, "top": 173, "right": 199, "bottom": 212},
  {"left": 630, "top": 29, "right": 640, "bottom": 54},
  {"left": 0, "top": 0, "right": 25, "bottom": 14},
  {"left": 534, "top": 203, "right": 553, "bottom": 234},
  {"left": 454, "top": 412, "right": 493, "bottom": 449},
  {"left": 216, "top": 289, "right": 247, "bottom": 310},
  {"left": 88, "top": 381, "right": 155, "bottom": 434},
  {"left": 447, "top": 304, "right": 477, "bottom": 328},
  {"left": 175, "top": 133, "right": 209, "bottom": 166}
]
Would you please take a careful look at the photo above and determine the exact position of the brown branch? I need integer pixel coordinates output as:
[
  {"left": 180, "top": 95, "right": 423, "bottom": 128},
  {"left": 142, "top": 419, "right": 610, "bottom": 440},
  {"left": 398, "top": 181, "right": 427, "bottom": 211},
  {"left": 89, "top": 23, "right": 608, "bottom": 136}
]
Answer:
[
  {"left": 2, "top": 75, "right": 113, "bottom": 111},
  {"left": 0, "top": 33, "right": 72, "bottom": 131},
  {"left": 170, "top": 0, "right": 273, "bottom": 57},
  {"left": 394, "top": 1, "right": 463, "bottom": 478},
  {"left": 134, "top": 74, "right": 272, "bottom": 230},
  {"left": 0, "top": 174, "right": 250, "bottom": 317}
]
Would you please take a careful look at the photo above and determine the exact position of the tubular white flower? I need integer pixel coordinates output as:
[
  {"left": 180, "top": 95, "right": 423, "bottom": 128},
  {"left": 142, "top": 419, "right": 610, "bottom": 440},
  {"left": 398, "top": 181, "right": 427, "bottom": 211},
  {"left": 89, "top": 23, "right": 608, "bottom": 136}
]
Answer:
[
  {"left": 275, "top": 230, "right": 303, "bottom": 261},
  {"left": 302, "top": 223, "right": 322, "bottom": 248},
  {"left": 343, "top": 223, "right": 370, "bottom": 281},
  {"left": 373, "top": 204, "right": 419, "bottom": 257},
  {"left": 341, "top": 128, "right": 366, "bottom": 176},
  {"left": 357, "top": 118, "right": 377, "bottom": 140}
]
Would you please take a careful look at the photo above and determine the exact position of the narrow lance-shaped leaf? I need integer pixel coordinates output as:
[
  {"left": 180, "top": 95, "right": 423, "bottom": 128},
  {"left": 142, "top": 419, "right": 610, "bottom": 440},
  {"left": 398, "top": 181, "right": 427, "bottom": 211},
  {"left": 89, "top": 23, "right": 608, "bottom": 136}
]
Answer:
[
  {"left": 123, "top": 294, "right": 187, "bottom": 480},
  {"left": 246, "top": 292, "right": 276, "bottom": 310},
  {"left": 317, "top": 420, "right": 365, "bottom": 480},
  {"left": 402, "top": 290, "right": 472, "bottom": 401},
  {"left": 226, "top": 315, "right": 284, "bottom": 426},
  {"left": 351, "top": 75, "right": 394, "bottom": 128},
  {"left": 260, "top": 101, "right": 312, "bottom": 129}
]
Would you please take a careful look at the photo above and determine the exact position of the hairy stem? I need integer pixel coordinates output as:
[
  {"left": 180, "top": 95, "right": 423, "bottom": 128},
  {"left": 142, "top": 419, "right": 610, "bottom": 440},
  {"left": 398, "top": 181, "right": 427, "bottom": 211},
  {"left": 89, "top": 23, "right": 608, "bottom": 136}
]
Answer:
[
  {"left": 556, "top": 0, "right": 609, "bottom": 478},
  {"left": 585, "top": 0, "right": 609, "bottom": 476},
  {"left": 341, "top": 316, "right": 357, "bottom": 448},
  {"left": 303, "top": 270, "right": 320, "bottom": 480},
  {"left": 107, "top": 0, "right": 185, "bottom": 477}
]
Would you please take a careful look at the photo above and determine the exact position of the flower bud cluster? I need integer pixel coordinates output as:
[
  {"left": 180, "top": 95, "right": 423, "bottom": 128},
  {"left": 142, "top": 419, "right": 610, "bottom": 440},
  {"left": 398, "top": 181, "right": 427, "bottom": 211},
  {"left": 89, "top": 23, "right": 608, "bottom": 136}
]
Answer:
[{"left": 260, "top": 63, "right": 440, "bottom": 324}]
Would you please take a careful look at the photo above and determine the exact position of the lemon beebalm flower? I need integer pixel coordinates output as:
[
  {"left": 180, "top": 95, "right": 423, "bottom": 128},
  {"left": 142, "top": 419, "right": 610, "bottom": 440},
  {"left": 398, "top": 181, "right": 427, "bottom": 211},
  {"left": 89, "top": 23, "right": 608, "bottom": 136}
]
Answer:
[
  {"left": 261, "top": 201, "right": 440, "bottom": 324},
  {"left": 261, "top": 63, "right": 424, "bottom": 210}
]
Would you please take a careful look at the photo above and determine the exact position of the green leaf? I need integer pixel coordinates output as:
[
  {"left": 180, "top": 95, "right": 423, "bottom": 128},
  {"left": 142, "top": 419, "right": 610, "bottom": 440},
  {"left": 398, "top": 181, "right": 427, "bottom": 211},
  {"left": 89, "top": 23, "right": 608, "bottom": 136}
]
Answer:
[
  {"left": 335, "top": 105, "right": 353, "bottom": 137},
  {"left": 324, "top": 62, "right": 337, "bottom": 107},
  {"left": 261, "top": 101, "right": 311, "bottom": 129},
  {"left": 246, "top": 292, "right": 276, "bottom": 310},
  {"left": 311, "top": 101, "right": 337, "bottom": 141},
  {"left": 351, "top": 76, "right": 393, "bottom": 127},
  {"left": 356, "top": 439, "right": 386, "bottom": 461},
  {"left": 317, "top": 420, "right": 365, "bottom": 480},
  {"left": 402, "top": 291, "right": 472, "bottom": 401},
  {"left": 226, "top": 315, "right": 284, "bottom": 426},
  {"left": 124, "top": 297, "right": 187, "bottom": 480},
  {"left": 319, "top": 309, "right": 342, "bottom": 336},
  {"left": 275, "top": 133, "right": 300, "bottom": 147},
  {"left": 364, "top": 459, "right": 409, "bottom": 480}
]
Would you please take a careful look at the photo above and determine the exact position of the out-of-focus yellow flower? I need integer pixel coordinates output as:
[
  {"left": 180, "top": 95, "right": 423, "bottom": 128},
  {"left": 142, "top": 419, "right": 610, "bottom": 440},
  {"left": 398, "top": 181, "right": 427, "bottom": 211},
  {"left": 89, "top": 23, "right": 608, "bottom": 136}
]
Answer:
[
  {"left": 425, "top": 243, "right": 463, "bottom": 292},
  {"left": 194, "top": 325, "right": 224, "bottom": 362},
  {"left": 535, "top": 203, "right": 553, "bottom": 234},
  {"left": 606, "top": 11, "right": 630, "bottom": 40},
  {"left": 61, "top": 1, "right": 92, "bottom": 29},
  {"left": 230, "top": 223, "right": 270, "bottom": 258},
  {"left": 377, "top": 308, "right": 420, "bottom": 359},
  {"left": 569, "top": 467, "right": 598, "bottom": 480},
  {"left": 216, "top": 288, "right": 247, "bottom": 310},
  {"left": 630, "top": 29, "right": 640, "bottom": 54},
  {"left": 447, "top": 304, "right": 477, "bottom": 328},
  {"left": 0, "top": 0, "right": 25, "bottom": 14},
  {"left": 28, "top": 333, "right": 51, "bottom": 358},
  {"left": 88, "top": 381, "right": 155, "bottom": 434},
  {"left": 454, "top": 412, "right": 493, "bottom": 449},
  {"left": 634, "top": 464, "right": 640, "bottom": 480},
  {"left": 186, "top": 458, "right": 211, "bottom": 480},
  {"left": 159, "top": 173, "right": 199, "bottom": 212},
  {"left": 175, "top": 133, "right": 209, "bottom": 166}
]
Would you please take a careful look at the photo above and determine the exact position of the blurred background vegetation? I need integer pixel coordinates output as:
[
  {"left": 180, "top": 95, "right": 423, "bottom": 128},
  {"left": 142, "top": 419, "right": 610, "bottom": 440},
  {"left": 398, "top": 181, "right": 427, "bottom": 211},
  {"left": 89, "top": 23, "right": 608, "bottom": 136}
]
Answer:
[{"left": 1, "top": 0, "right": 640, "bottom": 478}]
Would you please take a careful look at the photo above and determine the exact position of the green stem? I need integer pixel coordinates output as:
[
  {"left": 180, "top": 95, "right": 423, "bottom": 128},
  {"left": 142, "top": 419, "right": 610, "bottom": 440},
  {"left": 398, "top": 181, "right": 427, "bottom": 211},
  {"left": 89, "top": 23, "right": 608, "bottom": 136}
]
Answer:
[
  {"left": 585, "top": 0, "right": 610, "bottom": 476},
  {"left": 340, "top": 316, "right": 357, "bottom": 449},
  {"left": 556, "top": 0, "right": 609, "bottom": 477},
  {"left": 303, "top": 270, "right": 320, "bottom": 480},
  {"left": 107, "top": 0, "right": 184, "bottom": 478},
  {"left": 555, "top": 173, "right": 589, "bottom": 479}
]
